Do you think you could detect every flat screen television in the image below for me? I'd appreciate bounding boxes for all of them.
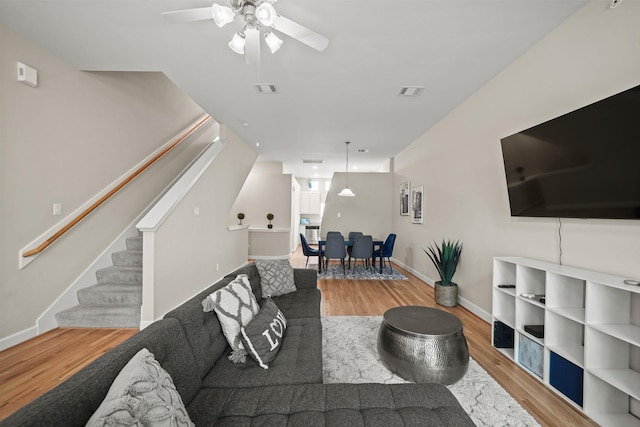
[500,84,640,220]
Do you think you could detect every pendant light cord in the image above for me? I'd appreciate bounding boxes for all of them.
[345,141,350,187]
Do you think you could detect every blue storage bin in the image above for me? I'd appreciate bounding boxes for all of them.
[550,352,583,407]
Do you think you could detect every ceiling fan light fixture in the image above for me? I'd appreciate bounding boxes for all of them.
[228,32,246,54]
[256,2,277,26]
[212,4,235,27]
[264,31,283,53]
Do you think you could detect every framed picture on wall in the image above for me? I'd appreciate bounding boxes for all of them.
[400,181,410,216]
[411,185,423,224]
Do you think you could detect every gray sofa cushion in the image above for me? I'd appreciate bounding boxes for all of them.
[2,318,201,427]
[202,318,323,388]
[164,277,235,379]
[186,383,475,426]
[272,288,321,319]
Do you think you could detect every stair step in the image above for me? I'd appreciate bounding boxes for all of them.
[78,284,142,305]
[126,236,143,251]
[96,266,142,285]
[55,304,140,328]
[111,250,142,267]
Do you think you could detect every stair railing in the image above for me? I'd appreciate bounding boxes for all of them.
[22,114,212,259]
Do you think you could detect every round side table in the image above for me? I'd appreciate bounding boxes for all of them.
[377,306,469,385]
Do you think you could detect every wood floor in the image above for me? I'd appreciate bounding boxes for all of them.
[0,248,597,426]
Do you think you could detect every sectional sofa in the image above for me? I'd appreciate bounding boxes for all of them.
[1,263,474,426]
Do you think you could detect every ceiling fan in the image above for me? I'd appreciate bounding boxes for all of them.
[162,0,329,65]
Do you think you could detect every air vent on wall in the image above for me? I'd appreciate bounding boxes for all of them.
[398,86,424,97]
[357,149,369,153]
[254,83,278,94]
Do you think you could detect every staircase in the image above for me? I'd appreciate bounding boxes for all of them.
[55,235,142,328]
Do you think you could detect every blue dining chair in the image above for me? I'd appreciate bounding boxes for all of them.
[350,235,373,272]
[347,231,363,268]
[300,233,322,268]
[373,233,397,272]
[323,234,347,274]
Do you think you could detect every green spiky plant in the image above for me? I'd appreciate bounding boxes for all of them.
[424,239,463,286]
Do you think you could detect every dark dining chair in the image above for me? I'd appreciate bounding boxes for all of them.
[347,231,363,268]
[373,233,397,272]
[324,234,347,274]
[300,233,322,268]
[350,235,373,272]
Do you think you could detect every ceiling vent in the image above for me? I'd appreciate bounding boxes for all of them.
[357,149,369,153]
[398,86,424,97]
[302,159,324,164]
[254,83,278,94]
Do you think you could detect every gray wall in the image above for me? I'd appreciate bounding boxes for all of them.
[322,172,393,241]
[392,1,640,316]
[0,25,212,340]
[152,126,257,319]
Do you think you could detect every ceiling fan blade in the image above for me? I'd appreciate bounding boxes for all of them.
[272,15,329,51]
[161,7,213,23]
[245,27,261,66]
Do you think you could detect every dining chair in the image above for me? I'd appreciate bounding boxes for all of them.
[373,233,397,272]
[300,233,322,268]
[323,234,347,274]
[326,231,342,237]
[350,235,373,272]
[347,231,363,268]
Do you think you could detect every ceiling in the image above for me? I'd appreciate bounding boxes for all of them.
[0,0,587,179]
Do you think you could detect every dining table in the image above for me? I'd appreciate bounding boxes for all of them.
[317,237,384,274]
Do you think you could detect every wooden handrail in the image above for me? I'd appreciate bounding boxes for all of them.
[22,115,212,258]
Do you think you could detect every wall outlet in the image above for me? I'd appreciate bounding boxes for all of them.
[337,212,341,218]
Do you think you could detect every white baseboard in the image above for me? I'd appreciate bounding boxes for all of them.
[390,257,491,324]
[0,326,37,351]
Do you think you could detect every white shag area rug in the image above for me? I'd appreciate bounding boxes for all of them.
[322,316,540,427]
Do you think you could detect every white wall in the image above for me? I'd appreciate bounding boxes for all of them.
[393,0,640,316]
[322,172,393,240]
[0,25,212,340]
[230,166,293,230]
[151,126,257,319]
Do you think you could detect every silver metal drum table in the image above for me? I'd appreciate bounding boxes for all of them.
[377,306,469,385]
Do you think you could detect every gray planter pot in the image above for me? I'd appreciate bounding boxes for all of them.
[435,281,458,307]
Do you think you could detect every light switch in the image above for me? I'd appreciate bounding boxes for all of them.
[53,203,62,216]
[337,212,341,218]
[193,207,200,217]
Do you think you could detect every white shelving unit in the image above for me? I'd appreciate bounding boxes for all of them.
[492,257,640,426]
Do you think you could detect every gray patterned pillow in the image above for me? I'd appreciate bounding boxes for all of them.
[255,259,296,297]
[86,348,194,427]
[202,274,259,352]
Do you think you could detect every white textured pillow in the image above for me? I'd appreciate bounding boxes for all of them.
[202,274,259,351]
[255,259,296,297]
[86,348,193,427]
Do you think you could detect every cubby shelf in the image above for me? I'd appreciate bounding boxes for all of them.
[492,257,640,426]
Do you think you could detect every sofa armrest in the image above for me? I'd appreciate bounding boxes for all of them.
[293,268,317,289]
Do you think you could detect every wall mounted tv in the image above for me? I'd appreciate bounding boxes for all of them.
[500,84,640,220]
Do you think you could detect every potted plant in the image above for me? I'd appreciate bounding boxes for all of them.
[266,213,274,229]
[424,239,463,307]
[237,212,245,225]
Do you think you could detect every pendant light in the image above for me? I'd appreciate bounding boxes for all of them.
[338,141,355,197]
